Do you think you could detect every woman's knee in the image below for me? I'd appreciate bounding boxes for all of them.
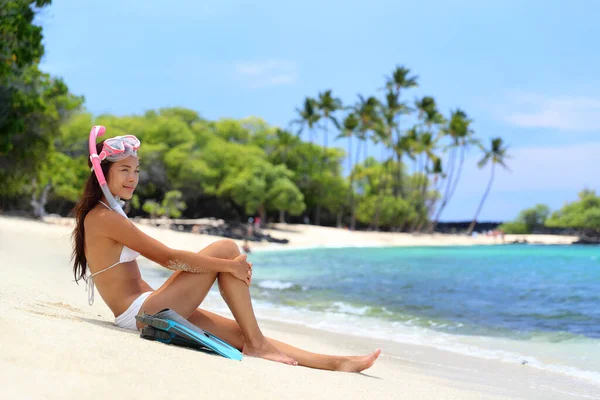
[198,238,241,260]
[215,239,241,259]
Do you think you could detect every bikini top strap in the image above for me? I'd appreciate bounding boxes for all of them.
[86,261,121,306]
[98,200,112,210]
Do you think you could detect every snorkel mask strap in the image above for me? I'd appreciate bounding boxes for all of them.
[88,125,127,218]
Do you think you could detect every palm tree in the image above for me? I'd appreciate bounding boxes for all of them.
[384,65,419,97]
[383,66,418,196]
[355,95,380,159]
[269,128,300,222]
[316,90,342,152]
[412,96,444,229]
[314,90,342,225]
[338,112,359,229]
[291,97,320,143]
[291,97,320,224]
[445,110,478,207]
[352,95,380,230]
[406,130,441,231]
[273,128,297,165]
[370,89,402,230]
[429,110,476,232]
[467,137,510,235]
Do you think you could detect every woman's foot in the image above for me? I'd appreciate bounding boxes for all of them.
[337,349,381,372]
[243,339,298,366]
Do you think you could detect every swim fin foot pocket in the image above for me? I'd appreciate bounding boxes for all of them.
[135,308,243,361]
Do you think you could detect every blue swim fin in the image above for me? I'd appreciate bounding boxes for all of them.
[141,325,213,353]
[136,308,243,361]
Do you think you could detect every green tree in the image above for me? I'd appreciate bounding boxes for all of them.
[162,190,187,218]
[142,200,164,220]
[546,190,600,233]
[217,160,305,223]
[0,1,83,212]
[520,204,550,232]
[499,204,550,234]
[0,0,51,82]
[497,221,528,234]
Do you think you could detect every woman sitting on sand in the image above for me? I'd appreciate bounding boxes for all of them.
[71,135,380,372]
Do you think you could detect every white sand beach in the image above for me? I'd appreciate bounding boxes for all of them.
[1,216,597,400]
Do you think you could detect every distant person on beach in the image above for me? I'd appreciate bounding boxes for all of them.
[254,216,261,231]
[246,217,254,238]
[71,135,380,371]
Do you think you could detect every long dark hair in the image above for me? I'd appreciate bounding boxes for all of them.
[71,141,114,283]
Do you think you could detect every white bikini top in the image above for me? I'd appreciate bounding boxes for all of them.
[86,200,140,306]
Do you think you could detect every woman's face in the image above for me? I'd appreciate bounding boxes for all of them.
[107,156,139,200]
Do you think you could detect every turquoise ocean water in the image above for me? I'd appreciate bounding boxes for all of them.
[143,245,600,384]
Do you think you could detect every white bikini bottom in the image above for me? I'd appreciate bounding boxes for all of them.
[114,291,153,331]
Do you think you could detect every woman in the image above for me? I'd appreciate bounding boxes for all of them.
[72,135,380,372]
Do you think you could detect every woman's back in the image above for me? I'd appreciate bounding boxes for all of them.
[83,204,152,316]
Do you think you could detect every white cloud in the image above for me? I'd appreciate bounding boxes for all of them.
[498,92,600,131]
[234,59,297,88]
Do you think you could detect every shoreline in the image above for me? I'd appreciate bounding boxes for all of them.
[190,277,600,389]
[1,215,597,399]
[39,215,580,250]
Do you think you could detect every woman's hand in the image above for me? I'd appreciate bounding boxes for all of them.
[231,254,253,286]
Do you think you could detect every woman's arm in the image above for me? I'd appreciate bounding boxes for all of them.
[94,211,241,275]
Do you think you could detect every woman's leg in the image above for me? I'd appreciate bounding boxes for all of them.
[141,238,381,371]
[188,307,380,372]
[139,239,296,365]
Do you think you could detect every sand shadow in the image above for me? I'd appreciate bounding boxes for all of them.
[80,317,135,333]
[80,316,225,358]
[357,372,382,380]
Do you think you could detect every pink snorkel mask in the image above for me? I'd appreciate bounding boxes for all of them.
[98,134,140,162]
[89,126,140,217]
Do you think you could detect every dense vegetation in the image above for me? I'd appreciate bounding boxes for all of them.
[1,1,524,233]
[499,191,600,235]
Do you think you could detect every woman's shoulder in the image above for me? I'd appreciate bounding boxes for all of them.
[83,205,112,235]
[84,205,134,238]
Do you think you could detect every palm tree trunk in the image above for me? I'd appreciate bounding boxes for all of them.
[429,147,456,232]
[417,160,432,232]
[371,145,389,230]
[350,139,363,230]
[394,121,402,198]
[347,134,354,229]
[314,204,321,226]
[446,144,465,207]
[279,209,285,223]
[467,163,495,235]
[315,118,328,227]
[409,156,429,232]
[30,179,51,219]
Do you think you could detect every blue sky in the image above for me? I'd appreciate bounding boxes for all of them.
[38,0,599,221]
